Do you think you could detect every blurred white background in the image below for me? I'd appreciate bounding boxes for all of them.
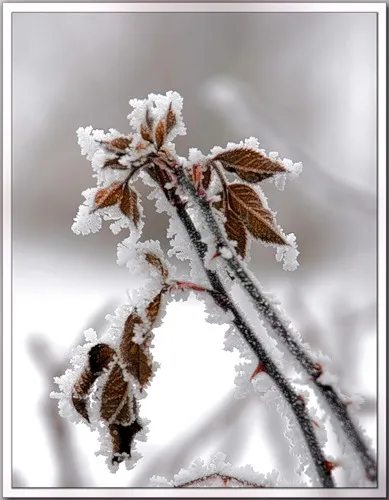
[11,10,377,487]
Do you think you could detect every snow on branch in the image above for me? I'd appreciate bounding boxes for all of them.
[150,452,280,487]
[52,91,376,487]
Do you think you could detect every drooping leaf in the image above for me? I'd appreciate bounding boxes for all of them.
[154,120,166,149]
[88,343,116,376]
[228,184,287,245]
[119,313,153,389]
[225,209,248,258]
[166,103,177,135]
[93,182,123,211]
[72,367,97,422]
[120,184,140,226]
[100,363,128,422]
[213,148,287,183]
[109,418,143,463]
[144,252,169,281]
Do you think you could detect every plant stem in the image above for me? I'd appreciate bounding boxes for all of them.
[172,162,377,483]
[148,166,334,488]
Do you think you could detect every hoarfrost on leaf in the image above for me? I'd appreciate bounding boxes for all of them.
[275,233,300,271]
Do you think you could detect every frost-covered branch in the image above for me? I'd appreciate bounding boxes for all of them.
[170,158,377,483]
[148,165,333,487]
[150,453,279,488]
[52,90,376,488]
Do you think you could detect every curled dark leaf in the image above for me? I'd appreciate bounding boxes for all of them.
[72,368,97,422]
[110,418,143,464]
[88,343,116,376]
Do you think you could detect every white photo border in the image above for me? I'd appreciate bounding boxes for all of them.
[2,2,387,498]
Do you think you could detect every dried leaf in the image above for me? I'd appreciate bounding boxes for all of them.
[88,343,116,375]
[72,368,97,422]
[140,122,153,143]
[228,184,287,245]
[213,148,287,183]
[103,158,128,170]
[100,363,128,422]
[139,108,154,143]
[225,209,248,258]
[145,292,163,327]
[120,313,153,389]
[94,182,123,211]
[144,252,169,281]
[105,136,132,153]
[166,103,176,135]
[115,398,132,425]
[154,120,166,149]
[120,184,140,226]
[109,418,142,463]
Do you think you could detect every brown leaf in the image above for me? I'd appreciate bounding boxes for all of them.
[115,398,132,425]
[88,343,116,376]
[103,158,128,170]
[228,184,287,245]
[119,313,153,389]
[145,292,163,327]
[105,136,132,153]
[154,120,166,149]
[100,363,128,422]
[72,367,97,422]
[166,103,177,135]
[140,123,153,143]
[139,108,154,143]
[109,418,142,463]
[213,148,287,183]
[144,252,169,281]
[120,184,140,226]
[94,182,123,211]
[225,209,248,258]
